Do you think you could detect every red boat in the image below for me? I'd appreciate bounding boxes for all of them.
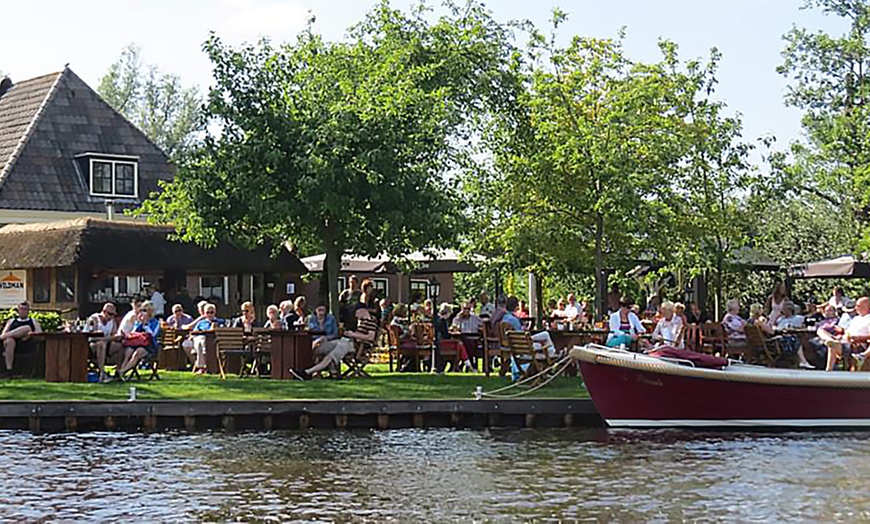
[572,344,870,428]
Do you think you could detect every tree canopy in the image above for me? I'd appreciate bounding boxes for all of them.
[140,2,518,312]
[98,44,202,159]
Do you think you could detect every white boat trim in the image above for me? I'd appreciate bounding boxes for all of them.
[570,344,870,389]
[608,418,870,428]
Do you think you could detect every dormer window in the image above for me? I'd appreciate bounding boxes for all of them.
[76,153,139,198]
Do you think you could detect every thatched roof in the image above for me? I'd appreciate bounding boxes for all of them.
[0,218,306,274]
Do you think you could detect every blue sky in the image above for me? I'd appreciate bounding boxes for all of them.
[0,0,847,155]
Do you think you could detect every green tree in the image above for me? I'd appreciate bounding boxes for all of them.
[98,44,201,159]
[478,14,716,318]
[140,2,517,313]
[778,0,870,236]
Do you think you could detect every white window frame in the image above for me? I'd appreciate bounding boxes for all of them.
[410,279,429,300]
[372,277,389,297]
[88,158,139,198]
[337,276,347,294]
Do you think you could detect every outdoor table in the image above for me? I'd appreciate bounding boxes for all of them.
[546,329,609,353]
[35,332,95,383]
[270,331,313,380]
[449,330,483,370]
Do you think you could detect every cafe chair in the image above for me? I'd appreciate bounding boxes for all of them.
[342,328,380,379]
[215,327,250,379]
[505,330,548,383]
[743,324,782,367]
[157,326,187,371]
[249,329,272,377]
[700,322,728,357]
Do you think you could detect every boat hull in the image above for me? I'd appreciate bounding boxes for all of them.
[575,346,870,428]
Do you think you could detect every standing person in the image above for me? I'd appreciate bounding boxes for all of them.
[338,275,361,327]
[149,283,167,319]
[307,303,338,349]
[479,292,495,319]
[828,286,850,312]
[607,297,645,348]
[86,302,119,382]
[173,288,195,318]
[117,301,162,378]
[765,281,789,327]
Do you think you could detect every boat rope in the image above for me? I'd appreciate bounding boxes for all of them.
[474,355,574,399]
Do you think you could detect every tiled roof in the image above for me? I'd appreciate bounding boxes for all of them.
[0,72,62,187]
[0,68,173,212]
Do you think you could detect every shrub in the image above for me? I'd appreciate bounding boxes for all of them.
[0,308,64,333]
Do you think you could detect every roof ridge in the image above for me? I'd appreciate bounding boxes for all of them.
[0,68,66,191]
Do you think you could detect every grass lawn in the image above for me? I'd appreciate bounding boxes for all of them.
[0,364,588,401]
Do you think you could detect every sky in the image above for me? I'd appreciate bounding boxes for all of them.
[0,0,849,156]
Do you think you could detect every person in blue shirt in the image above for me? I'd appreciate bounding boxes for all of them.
[117,301,162,378]
[502,296,557,357]
[190,303,225,374]
[307,304,338,349]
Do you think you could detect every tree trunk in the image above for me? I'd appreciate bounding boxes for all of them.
[323,235,342,318]
[594,211,605,321]
[714,243,724,321]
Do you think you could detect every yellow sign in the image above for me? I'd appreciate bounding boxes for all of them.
[0,271,27,307]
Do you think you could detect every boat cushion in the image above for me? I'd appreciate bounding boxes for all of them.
[648,346,729,368]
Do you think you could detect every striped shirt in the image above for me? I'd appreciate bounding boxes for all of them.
[356,316,379,338]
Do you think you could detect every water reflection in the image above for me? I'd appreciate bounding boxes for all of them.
[2,428,870,521]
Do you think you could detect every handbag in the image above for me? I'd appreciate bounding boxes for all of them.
[122,331,151,347]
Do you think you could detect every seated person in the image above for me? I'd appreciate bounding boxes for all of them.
[166,303,195,365]
[721,298,747,347]
[1,301,42,374]
[189,303,225,374]
[451,301,482,334]
[747,303,774,335]
[808,304,844,370]
[307,304,338,348]
[290,305,378,380]
[283,296,308,330]
[85,302,120,382]
[435,302,473,372]
[117,301,162,378]
[775,301,814,369]
[231,301,256,333]
[563,294,582,323]
[391,303,418,353]
[607,297,645,349]
[834,297,870,369]
[108,297,144,364]
[503,296,556,357]
[263,304,287,331]
[651,301,683,348]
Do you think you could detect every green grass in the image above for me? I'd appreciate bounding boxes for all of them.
[0,364,588,401]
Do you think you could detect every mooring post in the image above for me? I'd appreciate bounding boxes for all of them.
[221,415,235,432]
[299,414,310,430]
[450,413,461,428]
[563,414,574,427]
[335,414,348,429]
[184,416,196,431]
[143,414,157,432]
[104,416,116,430]
[525,414,536,428]
[377,414,389,430]
[263,415,273,430]
[64,416,77,432]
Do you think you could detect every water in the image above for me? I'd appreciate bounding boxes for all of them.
[1,428,869,521]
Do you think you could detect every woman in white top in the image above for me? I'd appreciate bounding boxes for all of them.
[607,297,646,348]
[652,301,683,348]
[765,282,789,327]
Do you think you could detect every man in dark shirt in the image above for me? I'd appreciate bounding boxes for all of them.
[291,305,378,380]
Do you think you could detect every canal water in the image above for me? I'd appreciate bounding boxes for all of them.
[1,428,868,521]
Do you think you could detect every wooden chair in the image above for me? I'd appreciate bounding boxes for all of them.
[505,330,547,382]
[481,322,504,377]
[250,329,272,377]
[388,323,431,372]
[387,324,400,372]
[215,327,249,379]
[680,323,701,352]
[157,326,187,371]
[700,322,728,356]
[743,324,781,367]
[342,328,380,379]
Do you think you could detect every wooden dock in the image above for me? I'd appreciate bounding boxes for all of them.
[0,399,601,432]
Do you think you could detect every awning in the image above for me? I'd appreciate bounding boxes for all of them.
[789,255,870,279]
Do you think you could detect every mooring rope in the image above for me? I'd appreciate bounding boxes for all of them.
[474,355,574,399]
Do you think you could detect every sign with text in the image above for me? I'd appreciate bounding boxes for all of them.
[0,271,27,307]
